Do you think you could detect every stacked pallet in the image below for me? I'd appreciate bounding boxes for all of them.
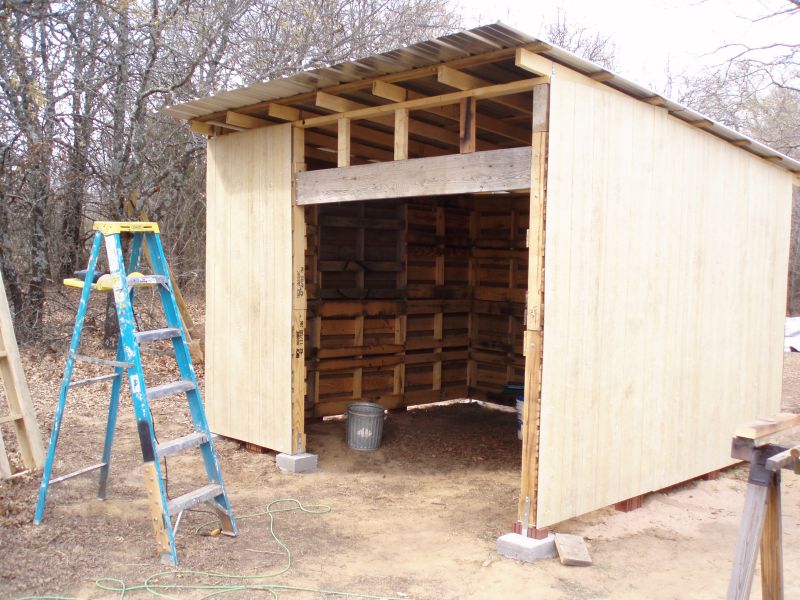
[304,194,528,418]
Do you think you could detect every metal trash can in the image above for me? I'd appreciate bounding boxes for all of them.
[346,402,385,451]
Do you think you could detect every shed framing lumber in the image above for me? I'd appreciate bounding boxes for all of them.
[193,44,549,125]
[316,91,458,147]
[292,126,308,453]
[518,83,549,528]
[437,66,532,114]
[295,146,532,205]
[0,267,45,477]
[298,77,547,130]
[370,80,532,144]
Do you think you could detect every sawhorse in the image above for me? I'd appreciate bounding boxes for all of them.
[727,413,800,600]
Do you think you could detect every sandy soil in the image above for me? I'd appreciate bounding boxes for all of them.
[2,301,800,599]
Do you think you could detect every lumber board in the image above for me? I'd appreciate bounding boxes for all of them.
[0,267,45,473]
[296,147,532,205]
[535,64,792,528]
[206,124,294,453]
[735,413,800,443]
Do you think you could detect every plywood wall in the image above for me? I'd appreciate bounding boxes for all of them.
[535,65,793,527]
[205,124,294,453]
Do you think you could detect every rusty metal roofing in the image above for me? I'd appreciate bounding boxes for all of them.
[163,22,800,173]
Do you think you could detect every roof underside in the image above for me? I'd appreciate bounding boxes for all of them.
[164,22,800,174]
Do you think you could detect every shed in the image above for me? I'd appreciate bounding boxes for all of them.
[165,23,800,531]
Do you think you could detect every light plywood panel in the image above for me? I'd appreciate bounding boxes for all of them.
[536,65,793,527]
[206,125,294,452]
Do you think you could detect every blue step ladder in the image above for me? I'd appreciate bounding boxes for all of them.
[34,221,237,565]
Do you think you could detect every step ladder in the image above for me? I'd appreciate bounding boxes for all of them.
[34,221,237,565]
[0,267,45,477]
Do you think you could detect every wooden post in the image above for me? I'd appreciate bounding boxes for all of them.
[337,118,351,167]
[291,126,308,453]
[459,97,476,154]
[394,108,409,160]
[518,82,550,531]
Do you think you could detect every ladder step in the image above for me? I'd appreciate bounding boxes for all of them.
[146,380,196,401]
[0,350,7,358]
[72,353,133,369]
[69,373,120,388]
[167,483,223,516]
[0,413,22,425]
[49,462,106,485]
[135,328,181,344]
[156,432,208,458]
[128,274,167,287]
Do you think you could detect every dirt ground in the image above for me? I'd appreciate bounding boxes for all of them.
[2,299,800,599]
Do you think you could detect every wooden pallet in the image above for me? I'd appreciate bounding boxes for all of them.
[0,268,45,477]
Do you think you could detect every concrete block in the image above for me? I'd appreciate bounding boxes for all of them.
[496,532,557,562]
[276,452,318,473]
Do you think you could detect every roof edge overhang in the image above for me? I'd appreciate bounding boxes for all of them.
[163,22,800,175]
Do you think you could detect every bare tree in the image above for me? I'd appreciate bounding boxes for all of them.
[675,1,800,313]
[0,0,461,341]
[543,7,617,70]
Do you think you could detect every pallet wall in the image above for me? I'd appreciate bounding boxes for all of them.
[305,194,529,417]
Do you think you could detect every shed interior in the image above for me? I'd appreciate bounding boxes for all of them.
[304,193,529,418]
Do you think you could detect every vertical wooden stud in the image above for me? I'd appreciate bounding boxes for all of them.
[291,126,308,453]
[518,83,550,528]
[337,117,351,167]
[394,108,409,160]
[459,97,477,154]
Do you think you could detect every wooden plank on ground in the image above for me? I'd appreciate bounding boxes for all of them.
[296,147,532,205]
[554,533,592,566]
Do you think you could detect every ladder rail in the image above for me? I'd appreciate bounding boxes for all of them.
[105,231,180,563]
[145,233,238,536]
[35,231,103,524]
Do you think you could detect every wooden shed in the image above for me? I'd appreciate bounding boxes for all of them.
[165,24,800,531]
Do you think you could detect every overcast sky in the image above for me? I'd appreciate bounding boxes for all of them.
[456,0,796,90]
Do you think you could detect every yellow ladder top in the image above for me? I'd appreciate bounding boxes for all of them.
[93,221,160,235]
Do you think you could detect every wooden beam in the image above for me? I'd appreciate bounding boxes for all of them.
[689,119,713,129]
[291,125,307,454]
[268,103,301,121]
[459,97,476,154]
[437,66,532,113]
[300,77,545,130]
[316,91,459,147]
[194,44,547,124]
[372,80,407,102]
[296,146,532,205]
[189,120,213,136]
[226,111,271,129]
[514,48,553,77]
[394,108,409,160]
[337,118,351,167]
[305,129,393,163]
[642,96,667,106]
[520,82,550,530]
[735,413,800,443]
[589,71,614,82]
[732,139,751,147]
[371,79,531,144]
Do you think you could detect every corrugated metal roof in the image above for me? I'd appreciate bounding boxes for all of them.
[163,22,800,174]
